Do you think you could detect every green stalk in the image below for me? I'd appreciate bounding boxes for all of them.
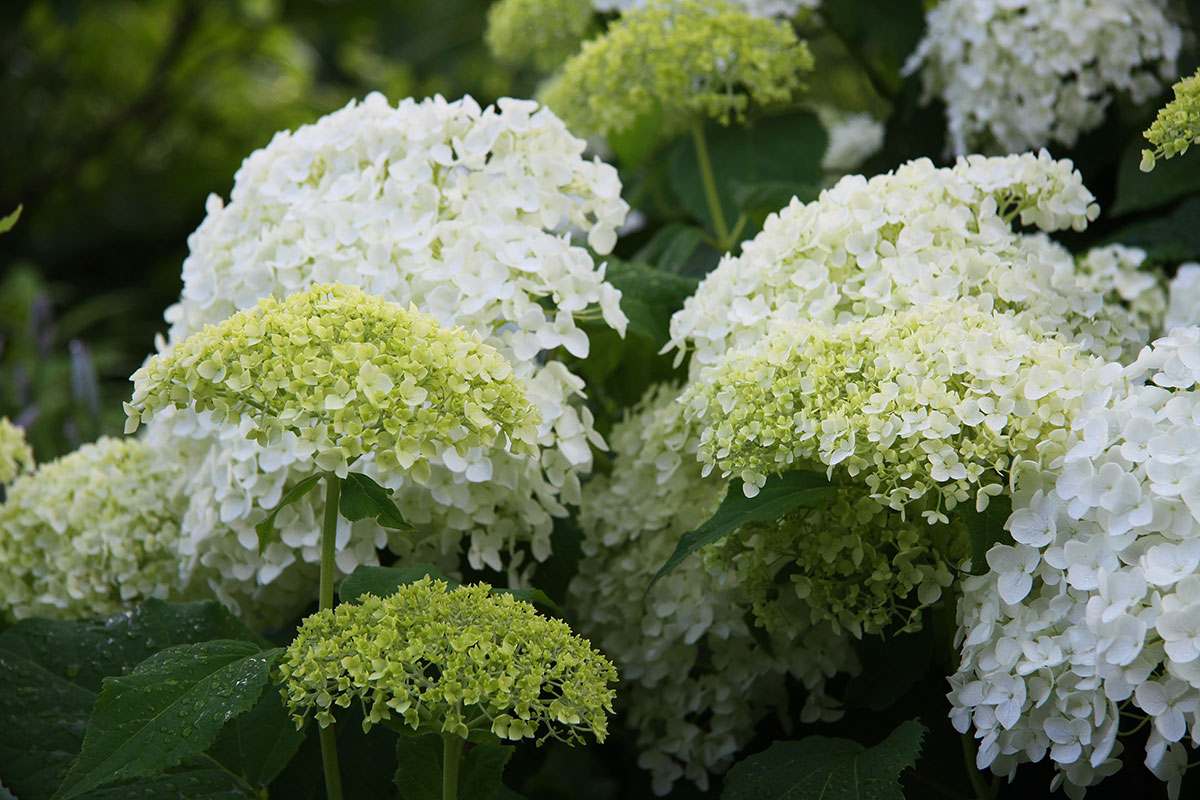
[960,735,994,800]
[443,734,463,800]
[691,119,731,249]
[319,473,344,800]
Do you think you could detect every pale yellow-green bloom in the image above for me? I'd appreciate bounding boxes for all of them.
[1141,67,1200,172]
[486,0,597,73]
[540,0,812,138]
[0,417,33,485]
[278,577,618,744]
[126,283,541,482]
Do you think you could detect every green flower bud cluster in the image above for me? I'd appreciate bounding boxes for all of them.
[126,283,541,482]
[683,301,1114,521]
[278,577,618,745]
[0,436,191,620]
[709,488,968,637]
[540,0,812,138]
[486,0,597,73]
[1141,67,1200,172]
[0,417,33,485]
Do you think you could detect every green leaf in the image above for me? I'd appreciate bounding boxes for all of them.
[79,767,246,800]
[339,563,457,603]
[0,204,22,235]
[648,471,838,590]
[601,260,699,347]
[255,473,322,553]
[632,223,707,274]
[54,641,282,799]
[1112,136,1200,217]
[340,472,415,530]
[962,493,1013,576]
[722,720,927,800]
[607,104,664,165]
[206,682,305,787]
[496,588,560,613]
[0,600,263,800]
[731,180,821,217]
[460,744,514,800]
[393,734,443,800]
[844,631,933,712]
[1103,196,1200,263]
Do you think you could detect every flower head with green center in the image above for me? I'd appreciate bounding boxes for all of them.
[540,0,812,138]
[278,577,617,744]
[127,283,541,483]
[0,417,33,486]
[486,0,597,73]
[682,301,1119,519]
[1141,68,1200,172]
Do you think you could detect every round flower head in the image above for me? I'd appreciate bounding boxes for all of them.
[1142,67,1200,172]
[128,283,540,481]
[0,417,33,486]
[0,436,192,620]
[683,301,1118,517]
[905,0,1182,154]
[486,0,597,73]
[950,328,1200,796]
[666,153,1164,373]
[149,92,627,619]
[569,382,856,793]
[278,577,617,745]
[540,0,813,139]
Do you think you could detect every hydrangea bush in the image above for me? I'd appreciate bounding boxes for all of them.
[8,1,1200,799]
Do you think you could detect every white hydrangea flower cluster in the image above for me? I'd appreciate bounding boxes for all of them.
[1165,263,1200,332]
[905,0,1183,154]
[814,107,885,172]
[665,153,1168,372]
[950,329,1200,797]
[0,417,33,486]
[0,437,194,621]
[146,92,629,622]
[592,0,816,16]
[570,383,856,794]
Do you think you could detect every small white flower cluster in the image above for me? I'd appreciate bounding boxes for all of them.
[592,0,816,16]
[570,383,856,794]
[815,107,885,172]
[1165,263,1200,332]
[147,93,629,623]
[0,437,194,621]
[666,153,1164,372]
[905,0,1183,154]
[950,329,1200,797]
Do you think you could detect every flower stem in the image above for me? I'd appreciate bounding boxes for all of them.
[443,734,463,800]
[318,473,344,800]
[960,735,995,800]
[691,119,730,249]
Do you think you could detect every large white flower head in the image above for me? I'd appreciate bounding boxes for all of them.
[569,383,856,794]
[905,0,1183,154]
[147,93,629,622]
[666,153,1167,373]
[0,437,194,621]
[951,328,1200,797]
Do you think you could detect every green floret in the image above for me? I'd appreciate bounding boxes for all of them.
[540,0,812,139]
[1141,68,1200,172]
[485,0,597,73]
[125,282,541,483]
[277,577,618,744]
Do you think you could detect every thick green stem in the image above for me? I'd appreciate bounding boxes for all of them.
[691,119,730,249]
[443,734,463,800]
[318,473,344,800]
[960,735,995,800]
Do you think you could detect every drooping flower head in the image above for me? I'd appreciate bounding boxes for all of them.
[128,283,540,482]
[278,577,617,745]
[540,0,813,138]
[905,0,1182,154]
[0,437,192,621]
[0,417,33,486]
[486,0,597,73]
[682,301,1119,518]
[1142,67,1200,172]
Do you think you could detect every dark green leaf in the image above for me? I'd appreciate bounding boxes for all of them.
[731,181,821,217]
[648,471,838,590]
[722,720,926,800]
[1103,196,1200,262]
[496,588,560,613]
[607,104,664,165]
[0,600,263,800]
[492,788,528,800]
[962,493,1013,576]
[339,563,457,604]
[844,631,933,712]
[80,767,245,800]
[206,682,305,787]
[393,734,443,800]
[340,472,415,530]
[460,744,514,800]
[632,223,707,274]
[54,642,282,799]
[601,260,699,347]
[0,204,22,235]
[255,474,322,553]
[1112,136,1200,217]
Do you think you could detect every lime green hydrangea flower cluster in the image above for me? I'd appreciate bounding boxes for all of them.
[0,417,33,485]
[709,488,969,637]
[682,301,1115,520]
[126,283,541,482]
[486,0,597,73]
[540,0,812,138]
[278,577,618,745]
[0,436,192,620]
[1141,67,1200,172]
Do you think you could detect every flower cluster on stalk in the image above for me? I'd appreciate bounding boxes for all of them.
[1142,67,1200,172]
